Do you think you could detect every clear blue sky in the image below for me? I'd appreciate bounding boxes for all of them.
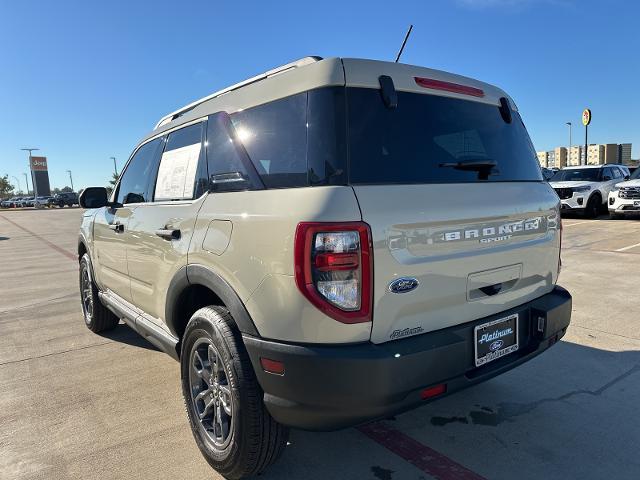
[1,0,638,191]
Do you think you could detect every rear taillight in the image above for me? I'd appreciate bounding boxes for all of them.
[294,222,372,324]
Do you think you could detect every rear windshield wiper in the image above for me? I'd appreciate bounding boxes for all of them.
[439,160,498,180]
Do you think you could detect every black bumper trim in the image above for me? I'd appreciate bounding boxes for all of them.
[243,286,572,431]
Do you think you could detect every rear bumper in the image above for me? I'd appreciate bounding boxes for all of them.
[243,286,572,431]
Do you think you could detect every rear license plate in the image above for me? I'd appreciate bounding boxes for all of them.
[474,314,519,367]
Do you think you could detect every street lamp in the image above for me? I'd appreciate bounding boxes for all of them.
[11,175,21,194]
[110,157,118,176]
[21,148,39,206]
[23,173,29,195]
[66,170,74,192]
[566,122,572,151]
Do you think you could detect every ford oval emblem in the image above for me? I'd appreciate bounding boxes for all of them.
[389,277,419,294]
[490,339,504,351]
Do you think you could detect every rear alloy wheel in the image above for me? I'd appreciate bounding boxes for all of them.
[584,194,601,218]
[181,306,289,479]
[189,338,234,449]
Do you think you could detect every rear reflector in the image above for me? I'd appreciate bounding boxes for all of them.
[260,358,285,375]
[421,383,447,400]
[414,77,484,98]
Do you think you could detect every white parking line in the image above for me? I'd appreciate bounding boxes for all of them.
[615,241,640,252]
[563,221,590,227]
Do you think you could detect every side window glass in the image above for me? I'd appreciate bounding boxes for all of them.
[116,139,162,204]
[603,167,613,180]
[231,93,307,188]
[307,87,347,185]
[154,123,204,201]
[207,112,262,192]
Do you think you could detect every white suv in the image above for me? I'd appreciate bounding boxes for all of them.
[549,165,630,217]
[609,167,640,218]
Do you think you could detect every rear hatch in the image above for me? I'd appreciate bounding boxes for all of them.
[342,61,561,344]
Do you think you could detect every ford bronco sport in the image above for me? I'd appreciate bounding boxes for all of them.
[77,56,572,479]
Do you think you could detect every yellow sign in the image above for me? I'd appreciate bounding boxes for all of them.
[582,108,591,126]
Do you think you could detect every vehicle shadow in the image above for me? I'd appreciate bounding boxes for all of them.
[257,339,640,480]
[98,322,159,352]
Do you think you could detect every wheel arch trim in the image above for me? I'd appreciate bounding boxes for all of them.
[165,264,260,339]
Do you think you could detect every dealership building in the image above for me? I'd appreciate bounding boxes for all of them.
[537,143,633,168]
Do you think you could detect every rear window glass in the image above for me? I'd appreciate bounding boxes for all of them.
[346,88,542,184]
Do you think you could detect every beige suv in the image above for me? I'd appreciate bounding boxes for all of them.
[78,56,572,479]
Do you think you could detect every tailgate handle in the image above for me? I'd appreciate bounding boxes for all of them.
[479,283,503,296]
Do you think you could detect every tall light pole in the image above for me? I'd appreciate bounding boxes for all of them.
[21,148,39,204]
[110,157,118,176]
[11,175,21,194]
[23,173,30,195]
[566,122,572,151]
[66,170,74,191]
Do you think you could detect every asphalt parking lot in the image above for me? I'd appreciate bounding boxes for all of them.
[1,208,639,480]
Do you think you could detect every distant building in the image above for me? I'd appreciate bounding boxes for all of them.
[568,146,583,166]
[587,144,605,165]
[537,151,548,167]
[537,143,632,167]
[604,144,619,164]
[554,147,567,168]
[619,143,632,164]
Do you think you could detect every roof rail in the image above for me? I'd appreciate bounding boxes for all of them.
[154,56,323,130]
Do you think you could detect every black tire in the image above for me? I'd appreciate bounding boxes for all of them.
[584,193,601,218]
[181,306,289,479]
[79,253,119,333]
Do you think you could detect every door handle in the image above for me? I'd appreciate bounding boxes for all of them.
[155,228,181,240]
[108,222,124,233]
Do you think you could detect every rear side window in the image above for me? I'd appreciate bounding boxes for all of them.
[206,112,263,192]
[154,122,205,201]
[117,138,162,204]
[230,93,307,188]
[346,88,543,184]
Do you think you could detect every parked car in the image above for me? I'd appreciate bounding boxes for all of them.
[549,164,630,217]
[51,192,79,207]
[12,196,30,208]
[1,196,20,208]
[76,56,571,479]
[35,196,53,207]
[541,167,556,181]
[609,166,640,218]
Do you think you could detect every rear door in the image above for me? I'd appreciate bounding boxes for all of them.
[125,120,208,324]
[92,138,163,301]
[602,166,622,199]
[344,86,561,344]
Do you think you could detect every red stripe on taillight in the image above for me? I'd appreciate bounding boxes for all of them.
[294,222,373,324]
[414,77,485,97]
[314,252,359,271]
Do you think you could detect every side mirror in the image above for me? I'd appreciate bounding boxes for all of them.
[624,175,631,180]
[79,187,109,208]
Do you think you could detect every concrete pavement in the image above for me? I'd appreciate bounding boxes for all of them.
[1,209,639,479]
